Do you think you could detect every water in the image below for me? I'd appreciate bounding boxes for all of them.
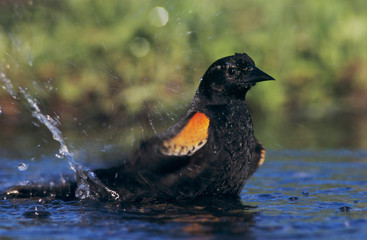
[1,150,366,239]
[1,73,120,202]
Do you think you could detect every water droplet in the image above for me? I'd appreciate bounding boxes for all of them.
[149,7,169,27]
[289,196,299,201]
[301,191,310,196]
[18,162,29,171]
[32,121,40,127]
[216,11,222,16]
[339,206,352,212]
[148,113,157,134]
[129,37,151,57]
[23,205,51,218]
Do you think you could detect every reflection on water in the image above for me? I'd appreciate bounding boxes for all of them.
[1,150,366,239]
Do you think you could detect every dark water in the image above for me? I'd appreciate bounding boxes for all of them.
[1,149,366,240]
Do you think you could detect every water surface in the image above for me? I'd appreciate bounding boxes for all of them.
[1,149,366,239]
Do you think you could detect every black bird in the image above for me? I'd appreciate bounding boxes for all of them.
[3,53,274,203]
[93,53,274,203]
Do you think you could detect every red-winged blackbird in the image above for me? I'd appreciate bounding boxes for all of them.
[3,53,274,203]
[94,53,274,203]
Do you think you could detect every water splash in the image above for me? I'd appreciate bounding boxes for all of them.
[23,205,51,219]
[1,73,17,99]
[0,72,120,201]
[19,87,72,160]
[147,112,157,135]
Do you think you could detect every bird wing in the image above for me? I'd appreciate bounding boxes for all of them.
[159,112,210,156]
[132,112,210,176]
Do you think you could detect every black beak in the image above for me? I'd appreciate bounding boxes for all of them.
[246,66,275,83]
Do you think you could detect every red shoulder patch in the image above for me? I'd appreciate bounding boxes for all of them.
[161,112,210,156]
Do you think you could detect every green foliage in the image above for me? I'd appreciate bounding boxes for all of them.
[0,0,366,148]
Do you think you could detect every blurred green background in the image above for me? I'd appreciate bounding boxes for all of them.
[0,0,367,155]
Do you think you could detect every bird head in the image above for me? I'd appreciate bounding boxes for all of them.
[197,53,274,102]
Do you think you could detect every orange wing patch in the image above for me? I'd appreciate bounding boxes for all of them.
[258,149,266,167]
[160,112,210,156]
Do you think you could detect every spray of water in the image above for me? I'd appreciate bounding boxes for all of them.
[1,73,17,98]
[1,72,120,201]
[19,87,72,160]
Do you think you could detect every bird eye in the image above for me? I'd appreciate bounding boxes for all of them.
[243,66,253,75]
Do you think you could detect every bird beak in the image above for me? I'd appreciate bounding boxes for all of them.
[246,66,275,83]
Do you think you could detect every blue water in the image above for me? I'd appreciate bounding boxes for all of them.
[1,149,366,240]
